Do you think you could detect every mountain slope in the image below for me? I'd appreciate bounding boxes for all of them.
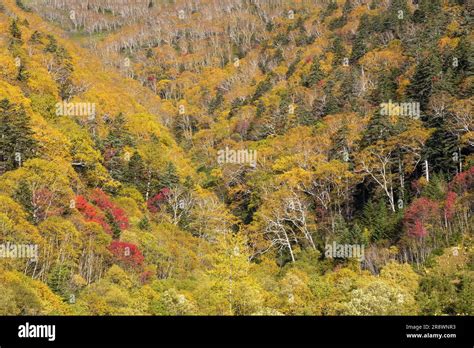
[0,0,472,315]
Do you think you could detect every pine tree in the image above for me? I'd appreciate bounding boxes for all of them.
[16,0,32,12]
[125,151,147,192]
[296,99,313,126]
[342,0,353,17]
[47,264,72,299]
[350,14,369,63]
[454,36,474,97]
[13,180,34,220]
[331,37,347,66]
[0,99,37,173]
[334,213,351,244]
[322,0,338,19]
[252,75,273,101]
[302,58,324,87]
[371,68,399,104]
[9,19,23,46]
[385,0,410,35]
[159,162,180,189]
[17,63,30,82]
[330,124,350,162]
[286,52,302,79]
[256,100,265,118]
[44,35,58,53]
[419,0,442,17]
[407,56,436,111]
[436,67,457,96]
[138,216,151,230]
[101,114,134,182]
[29,31,42,44]
[208,90,224,114]
[360,200,399,242]
[423,129,459,177]
[108,113,134,148]
[413,0,442,24]
[106,210,122,240]
[360,109,395,148]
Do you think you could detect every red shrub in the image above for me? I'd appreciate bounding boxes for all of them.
[109,241,144,269]
[90,189,129,230]
[147,187,171,213]
[91,189,114,211]
[444,191,457,221]
[449,167,474,194]
[412,220,428,238]
[76,195,111,234]
[110,207,129,230]
[403,197,440,238]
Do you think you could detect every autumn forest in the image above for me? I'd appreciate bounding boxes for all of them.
[0,0,472,316]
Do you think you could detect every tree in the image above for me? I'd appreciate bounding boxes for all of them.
[0,99,37,174]
[101,113,134,181]
[417,248,473,315]
[407,56,437,111]
[90,189,129,235]
[403,197,440,238]
[150,288,197,315]
[76,195,111,234]
[76,190,129,239]
[359,200,400,242]
[36,217,81,283]
[350,15,369,64]
[124,151,147,192]
[253,188,316,263]
[158,162,180,189]
[302,58,324,88]
[0,270,69,315]
[17,62,30,82]
[331,37,347,66]
[74,265,147,315]
[47,264,73,299]
[342,280,418,315]
[147,187,171,214]
[1,159,73,224]
[9,19,23,46]
[109,241,145,270]
[385,0,410,36]
[196,233,264,315]
[360,109,395,148]
[357,143,398,212]
[279,268,317,315]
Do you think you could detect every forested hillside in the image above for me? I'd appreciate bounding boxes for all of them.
[0,0,472,315]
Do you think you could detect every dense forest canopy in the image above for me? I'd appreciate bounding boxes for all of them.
[0,0,472,315]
